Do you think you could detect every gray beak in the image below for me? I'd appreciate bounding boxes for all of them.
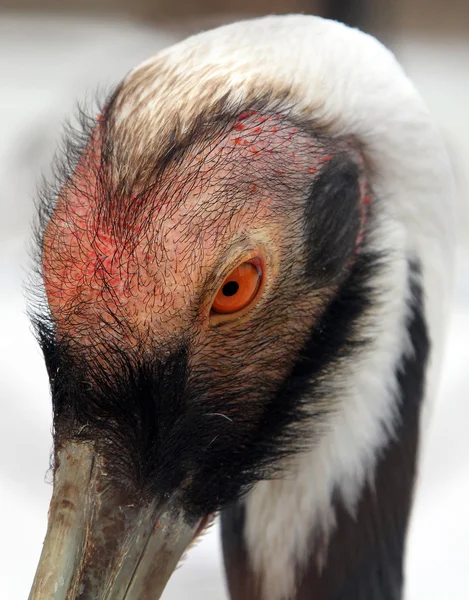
[29,443,201,599]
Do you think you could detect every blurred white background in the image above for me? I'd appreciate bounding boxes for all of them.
[0,7,468,600]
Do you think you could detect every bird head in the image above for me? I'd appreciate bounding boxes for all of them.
[27,14,453,600]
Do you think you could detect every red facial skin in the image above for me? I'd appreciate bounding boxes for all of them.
[42,111,369,350]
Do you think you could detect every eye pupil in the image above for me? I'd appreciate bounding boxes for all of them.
[222,281,239,297]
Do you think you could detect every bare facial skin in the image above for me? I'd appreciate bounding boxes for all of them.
[42,111,343,354]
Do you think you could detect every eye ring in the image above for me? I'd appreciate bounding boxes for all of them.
[210,257,263,318]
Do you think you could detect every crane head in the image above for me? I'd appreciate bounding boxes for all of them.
[29,96,368,598]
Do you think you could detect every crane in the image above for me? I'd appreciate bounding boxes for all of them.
[27,15,455,600]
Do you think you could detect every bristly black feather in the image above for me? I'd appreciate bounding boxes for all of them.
[33,101,99,248]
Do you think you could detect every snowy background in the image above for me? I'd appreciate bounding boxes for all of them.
[0,14,468,599]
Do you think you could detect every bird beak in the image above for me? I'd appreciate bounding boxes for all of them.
[28,442,201,600]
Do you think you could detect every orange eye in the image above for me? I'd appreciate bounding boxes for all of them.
[212,260,262,314]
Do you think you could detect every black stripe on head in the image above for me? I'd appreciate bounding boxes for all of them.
[303,155,362,287]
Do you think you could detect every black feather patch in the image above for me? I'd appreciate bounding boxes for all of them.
[303,156,362,287]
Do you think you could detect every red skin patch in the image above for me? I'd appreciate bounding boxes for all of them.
[237,110,257,121]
